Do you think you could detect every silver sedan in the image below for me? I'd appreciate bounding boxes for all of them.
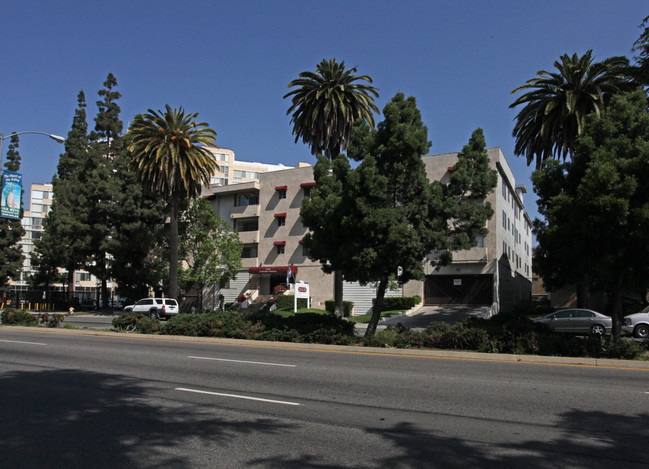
[533,308,612,335]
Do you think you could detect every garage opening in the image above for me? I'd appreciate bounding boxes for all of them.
[424,274,493,305]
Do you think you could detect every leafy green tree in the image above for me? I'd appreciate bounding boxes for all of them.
[0,134,26,289]
[304,94,496,335]
[179,198,242,312]
[33,91,90,304]
[127,105,219,299]
[510,51,631,169]
[533,90,649,337]
[285,58,379,316]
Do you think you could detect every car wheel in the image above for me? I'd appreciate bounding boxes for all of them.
[590,324,605,335]
[149,309,159,320]
[634,324,649,339]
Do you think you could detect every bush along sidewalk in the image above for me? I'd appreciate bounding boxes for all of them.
[106,310,648,360]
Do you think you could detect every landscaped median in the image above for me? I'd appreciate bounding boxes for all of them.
[3,306,649,361]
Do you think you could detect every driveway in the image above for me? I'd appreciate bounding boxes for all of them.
[355,305,493,336]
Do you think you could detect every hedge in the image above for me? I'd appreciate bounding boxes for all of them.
[324,300,354,317]
[372,296,422,311]
[274,295,310,311]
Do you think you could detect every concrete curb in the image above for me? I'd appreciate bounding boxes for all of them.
[2,325,648,370]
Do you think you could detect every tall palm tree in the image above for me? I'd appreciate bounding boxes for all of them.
[510,50,630,169]
[284,58,379,317]
[127,105,218,299]
[285,58,379,159]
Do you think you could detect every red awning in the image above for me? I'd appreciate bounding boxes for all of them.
[249,265,297,274]
[300,182,317,188]
[274,212,287,218]
[275,185,287,190]
[447,166,454,171]
[273,241,286,246]
[298,240,304,244]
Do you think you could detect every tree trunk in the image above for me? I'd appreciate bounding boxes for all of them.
[365,278,388,337]
[334,269,344,318]
[67,269,75,306]
[169,198,179,299]
[576,274,591,308]
[611,276,623,340]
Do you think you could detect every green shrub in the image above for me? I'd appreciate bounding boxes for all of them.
[372,296,422,312]
[1,309,37,326]
[112,312,160,334]
[38,313,65,328]
[161,312,263,339]
[429,323,490,350]
[324,300,354,317]
[363,325,426,349]
[274,295,311,311]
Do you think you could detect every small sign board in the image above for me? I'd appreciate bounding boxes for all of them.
[1,171,22,220]
[294,280,310,312]
[453,278,462,286]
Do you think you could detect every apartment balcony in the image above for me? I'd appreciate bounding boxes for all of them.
[237,230,259,244]
[452,247,489,263]
[230,204,260,219]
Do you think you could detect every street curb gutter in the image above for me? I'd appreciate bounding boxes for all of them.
[2,325,648,370]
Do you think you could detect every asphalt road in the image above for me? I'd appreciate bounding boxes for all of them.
[0,327,647,468]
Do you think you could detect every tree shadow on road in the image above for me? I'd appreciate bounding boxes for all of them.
[0,368,293,468]
[250,409,649,468]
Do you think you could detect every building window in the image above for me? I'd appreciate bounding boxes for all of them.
[302,245,311,257]
[277,216,286,227]
[237,220,258,232]
[276,244,285,254]
[502,182,507,199]
[303,186,312,198]
[502,211,507,229]
[238,193,259,206]
[278,189,286,199]
[503,241,507,256]
[473,234,484,248]
[242,245,258,258]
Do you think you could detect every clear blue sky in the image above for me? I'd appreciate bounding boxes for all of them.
[1,0,647,223]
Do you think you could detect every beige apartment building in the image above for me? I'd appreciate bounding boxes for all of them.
[10,183,103,306]
[203,147,532,315]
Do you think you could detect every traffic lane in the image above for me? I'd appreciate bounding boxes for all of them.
[2,329,648,427]
[2,330,648,468]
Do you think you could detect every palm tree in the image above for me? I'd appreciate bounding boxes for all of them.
[285,58,379,159]
[127,105,218,299]
[510,50,630,169]
[285,58,379,317]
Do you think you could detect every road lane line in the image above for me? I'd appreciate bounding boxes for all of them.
[175,387,302,406]
[188,356,296,367]
[0,339,47,346]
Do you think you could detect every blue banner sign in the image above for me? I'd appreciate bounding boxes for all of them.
[1,170,22,220]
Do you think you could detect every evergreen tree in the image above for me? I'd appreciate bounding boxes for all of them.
[304,94,497,335]
[83,74,124,308]
[0,134,26,289]
[108,138,167,303]
[534,90,649,338]
[33,91,90,303]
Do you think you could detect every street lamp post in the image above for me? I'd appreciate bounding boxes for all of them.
[0,131,65,169]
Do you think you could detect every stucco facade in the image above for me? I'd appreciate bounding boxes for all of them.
[203,147,532,314]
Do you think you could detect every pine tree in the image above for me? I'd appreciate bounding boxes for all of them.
[83,74,124,308]
[33,91,90,303]
[0,134,26,289]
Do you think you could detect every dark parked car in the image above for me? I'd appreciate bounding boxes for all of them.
[533,308,611,335]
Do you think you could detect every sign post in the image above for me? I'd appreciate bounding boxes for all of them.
[294,281,310,312]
